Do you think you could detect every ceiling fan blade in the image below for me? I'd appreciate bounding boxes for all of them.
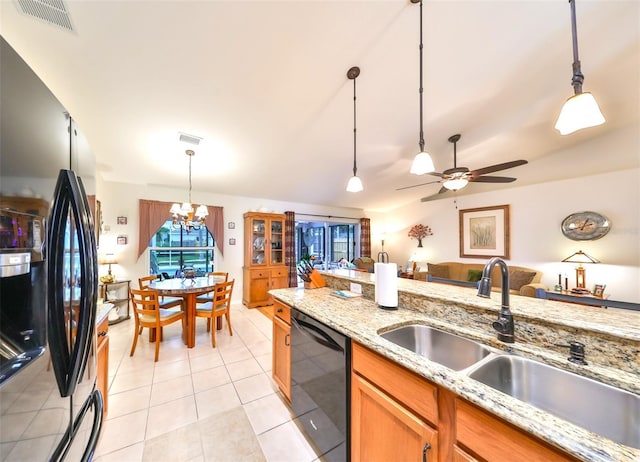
[427,171,445,178]
[396,180,441,191]
[470,175,517,183]
[420,186,449,202]
[470,160,528,177]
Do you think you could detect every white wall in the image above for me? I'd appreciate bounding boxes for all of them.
[368,168,640,303]
[96,182,364,303]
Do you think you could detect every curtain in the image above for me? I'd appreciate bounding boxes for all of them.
[285,211,297,287]
[137,200,224,260]
[360,217,371,258]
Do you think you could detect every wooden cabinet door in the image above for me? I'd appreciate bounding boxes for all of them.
[247,269,270,307]
[352,373,438,462]
[272,316,291,400]
[96,316,109,416]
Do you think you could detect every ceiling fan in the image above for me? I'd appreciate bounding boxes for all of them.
[397,134,528,201]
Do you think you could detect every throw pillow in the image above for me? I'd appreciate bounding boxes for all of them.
[466,269,483,283]
[427,263,450,279]
[509,270,536,291]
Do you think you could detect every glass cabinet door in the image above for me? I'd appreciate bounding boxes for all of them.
[270,218,284,264]
[251,218,266,265]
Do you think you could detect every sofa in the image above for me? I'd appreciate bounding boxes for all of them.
[413,261,547,297]
[353,257,376,273]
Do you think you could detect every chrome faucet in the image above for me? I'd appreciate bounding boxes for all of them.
[477,257,514,343]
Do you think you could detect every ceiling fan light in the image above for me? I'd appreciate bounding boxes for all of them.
[442,177,468,191]
[555,92,605,135]
[346,175,364,193]
[410,151,435,175]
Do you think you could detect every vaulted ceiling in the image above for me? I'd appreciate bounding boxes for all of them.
[1,1,638,212]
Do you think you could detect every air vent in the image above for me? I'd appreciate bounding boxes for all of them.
[15,0,74,32]
[178,132,202,146]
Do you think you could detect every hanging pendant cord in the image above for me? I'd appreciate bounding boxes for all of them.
[418,0,425,152]
[353,75,357,176]
[569,0,584,94]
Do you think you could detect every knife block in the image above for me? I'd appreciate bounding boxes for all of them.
[304,269,327,289]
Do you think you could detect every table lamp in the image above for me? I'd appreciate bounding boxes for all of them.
[562,250,599,289]
[100,253,118,281]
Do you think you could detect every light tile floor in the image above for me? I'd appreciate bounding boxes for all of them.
[95,303,318,462]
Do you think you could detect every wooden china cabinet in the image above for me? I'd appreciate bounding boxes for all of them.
[242,212,288,308]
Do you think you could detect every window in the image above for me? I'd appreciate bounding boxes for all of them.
[296,221,357,268]
[149,220,215,276]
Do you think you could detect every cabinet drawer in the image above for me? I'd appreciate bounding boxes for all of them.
[352,342,438,425]
[96,315,109,347]
[270,267,287,278]
[273,300,290,324]
[455,399,577,462]
[251,269,269,279]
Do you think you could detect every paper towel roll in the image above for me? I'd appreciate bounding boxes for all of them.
[375,262,398,310]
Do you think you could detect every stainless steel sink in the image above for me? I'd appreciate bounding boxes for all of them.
[379,324,492,371]
[468,355,640,448]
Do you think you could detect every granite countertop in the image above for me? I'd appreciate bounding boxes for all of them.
[270,274,640,462]
[96,302,113,326]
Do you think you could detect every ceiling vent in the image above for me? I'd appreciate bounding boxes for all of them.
[15,0,74,32]
[178,132,202,146]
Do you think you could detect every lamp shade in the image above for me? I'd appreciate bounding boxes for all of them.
[346,175,364,193]
[562,250,599,264]
[555,92,605,135]
[100,253,118,265]
[410,151,435,175]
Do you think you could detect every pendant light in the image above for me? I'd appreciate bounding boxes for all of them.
[409,0,435,175]
[170,149,209,232]
[346,66,363,193]
[554,0,605,135]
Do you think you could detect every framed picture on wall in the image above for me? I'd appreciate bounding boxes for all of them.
[459,204,510,259]
[229,238,236,245]
[117,216,127,225]
[228,222,235,229]
[117,235,128,245]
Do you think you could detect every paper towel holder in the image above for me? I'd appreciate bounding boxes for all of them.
[377,251,389,263]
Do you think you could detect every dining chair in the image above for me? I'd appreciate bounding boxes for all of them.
[195,279,234,347]
[196,273,229,332]
[138,275,183,310]
[129,287,186,362]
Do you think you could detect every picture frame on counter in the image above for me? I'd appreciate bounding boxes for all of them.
[459,204,510,259]
[593,284,606,297]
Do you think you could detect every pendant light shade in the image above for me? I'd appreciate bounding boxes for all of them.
[555,0,605,135]
[346,175,364,193]
[410,0,435,175]
[346,66,363,193]
[555,92,604,135]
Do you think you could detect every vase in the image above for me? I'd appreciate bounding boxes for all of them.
[417,238,423,248]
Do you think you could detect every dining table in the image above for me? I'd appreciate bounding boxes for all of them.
[149,275,226,348]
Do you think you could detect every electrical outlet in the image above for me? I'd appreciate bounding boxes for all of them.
[350,282,362,294]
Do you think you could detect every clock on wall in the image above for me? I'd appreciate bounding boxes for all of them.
[561,211,611,241]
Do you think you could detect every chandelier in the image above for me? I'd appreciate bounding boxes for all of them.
[170,149,208,232]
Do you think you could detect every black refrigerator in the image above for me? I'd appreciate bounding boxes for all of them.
[0,37,103,461]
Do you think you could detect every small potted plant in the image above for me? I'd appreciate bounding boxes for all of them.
[408,224,433,248]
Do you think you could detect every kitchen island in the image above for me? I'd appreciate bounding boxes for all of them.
[270,269,640,462]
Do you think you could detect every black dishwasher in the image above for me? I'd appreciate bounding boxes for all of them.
[290,308,351,462]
